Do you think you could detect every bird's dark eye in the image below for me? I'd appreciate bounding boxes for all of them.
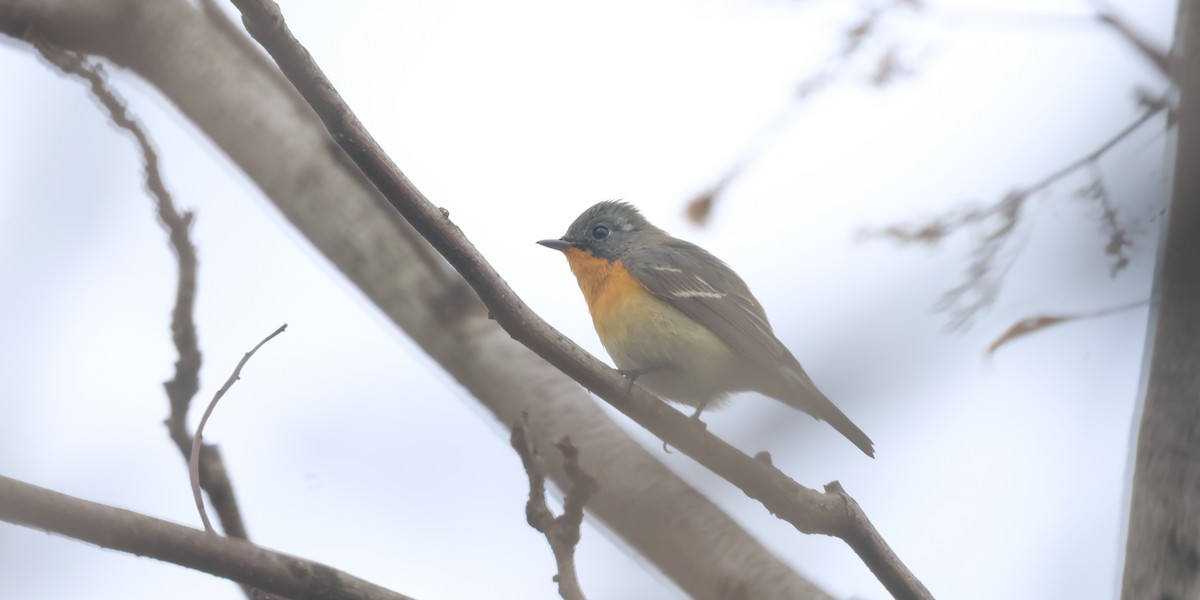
[592,225,610,240]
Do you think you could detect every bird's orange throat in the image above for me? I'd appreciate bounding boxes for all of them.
[562,248,646,328]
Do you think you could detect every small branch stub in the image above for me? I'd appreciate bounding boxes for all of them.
[511,415,599,600]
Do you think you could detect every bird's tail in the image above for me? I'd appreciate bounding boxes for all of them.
[776,372,875,458]
[813,399,875,458]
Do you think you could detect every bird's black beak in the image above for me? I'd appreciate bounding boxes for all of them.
[537,238,576,252]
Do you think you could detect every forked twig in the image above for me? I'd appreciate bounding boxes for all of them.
[511,416,599,600]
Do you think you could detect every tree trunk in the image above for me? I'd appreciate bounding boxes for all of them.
[1121,1,1200,598]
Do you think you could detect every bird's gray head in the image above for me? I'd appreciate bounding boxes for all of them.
[538,200,663,261]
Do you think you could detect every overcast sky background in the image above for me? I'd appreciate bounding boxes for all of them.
[0,0,1179,598]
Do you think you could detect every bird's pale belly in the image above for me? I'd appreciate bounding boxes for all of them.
[593,287,742,407]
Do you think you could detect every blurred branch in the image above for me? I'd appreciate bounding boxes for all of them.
[923,2,1168,82]
[228,1,931,598]
[190,324,287,533]
[1088,1,1170,78]
[0,475,417,600]
[198,0,295,94]
[687,0,921,225]
[1027,91,1169,195]
[1,1,834,597]
[866,92,1169,330]
[985,300,1148,356]
[874,190,1027,331]
[511,418,598,600]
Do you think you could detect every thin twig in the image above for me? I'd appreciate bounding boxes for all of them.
[227,2,932,598]
[511,416,598,600]
[190,324,287,533]
[0,475,416,600]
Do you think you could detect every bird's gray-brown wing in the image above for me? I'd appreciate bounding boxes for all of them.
[624,240,876,456]
[623,240,805,383]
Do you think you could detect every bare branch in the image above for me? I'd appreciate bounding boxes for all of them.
[0,475,416,600]
[28,38,291,599]
[190,324,288,533]
[30,29,261,542]
[511,418,599,600]
[227,2,931,597]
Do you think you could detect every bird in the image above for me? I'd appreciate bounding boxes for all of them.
[538,200,874,457]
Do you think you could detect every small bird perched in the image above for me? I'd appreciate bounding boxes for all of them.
[538,201,874,457]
